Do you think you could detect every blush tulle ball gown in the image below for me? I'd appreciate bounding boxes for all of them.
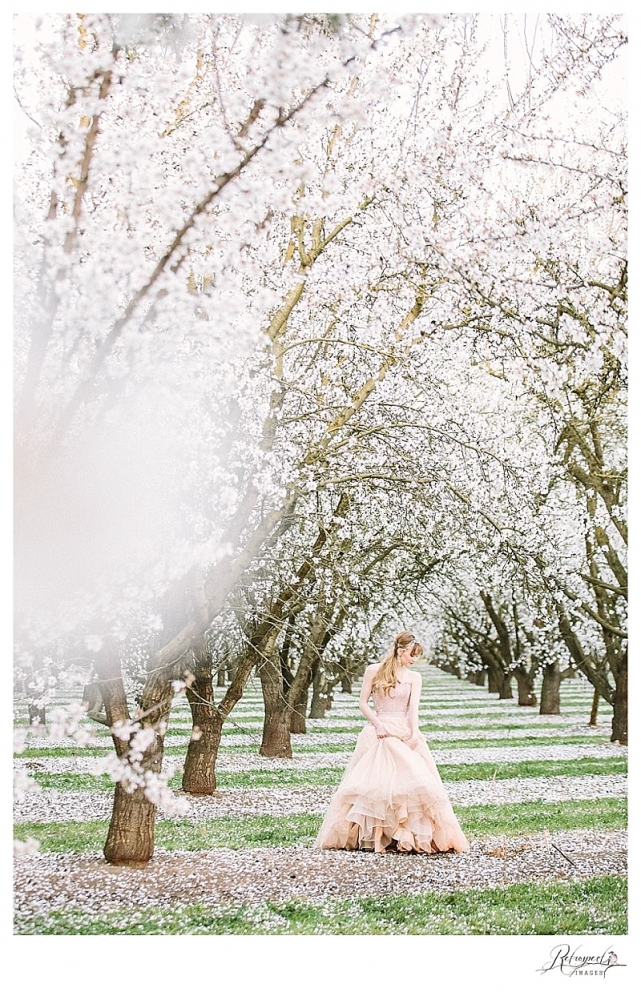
[313,681,470,855]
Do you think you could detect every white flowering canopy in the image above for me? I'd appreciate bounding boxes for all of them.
[14,13,626,688]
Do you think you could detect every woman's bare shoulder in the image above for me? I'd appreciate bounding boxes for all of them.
[365,662,383,672]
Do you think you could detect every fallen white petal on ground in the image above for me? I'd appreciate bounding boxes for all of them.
[14,740,627,777]
[13,773,627,823]
[15,720,615,752]
[13,827,626,928]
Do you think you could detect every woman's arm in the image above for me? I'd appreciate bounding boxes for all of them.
[359,665,388,737]
[406,672,422,748]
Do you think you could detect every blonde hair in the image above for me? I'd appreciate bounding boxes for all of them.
[371,631,424,695]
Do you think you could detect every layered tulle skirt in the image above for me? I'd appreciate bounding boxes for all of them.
[313,713,470,854]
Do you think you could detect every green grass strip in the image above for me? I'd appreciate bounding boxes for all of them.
[13,797,627,853]
[418,735,613,750]
[213,756,627,788]
[437,757,627,783]
[457,797,627,837]
[19,747,118,759]
[30,755,627,793]
[13,875,626,935]
[19,734,615,763]
[17,734,613,761]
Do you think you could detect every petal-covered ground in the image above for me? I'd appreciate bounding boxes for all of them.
[13,663,627,935]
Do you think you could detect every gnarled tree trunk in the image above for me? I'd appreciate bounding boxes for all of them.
[182,638,221,794]
[104,781,161,865]
[183,713,223,793]
[184,640,260,791]
[102,661,175,865]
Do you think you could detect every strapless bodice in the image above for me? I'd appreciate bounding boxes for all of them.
[373,680,411,714]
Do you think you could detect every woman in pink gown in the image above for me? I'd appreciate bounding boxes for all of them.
[313,631,470,855]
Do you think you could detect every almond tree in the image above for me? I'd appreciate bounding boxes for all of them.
[15,10,430,861]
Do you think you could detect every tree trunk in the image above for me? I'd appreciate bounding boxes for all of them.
[588,687,599,726]
[82,680,108,723]
[100,650,175,865]
[103,782,161,865]
[611,649,627,744]
[216,665,226,687]
[474,670,486,686]
[258,648,292,757]
[309,669,326,718]
[103,691,174,864]
[260,705,292,756]
[498,673,513,699]
[287,607,332,735]
[97,494,299,864]
[480,591,516,692]
[183,712,223,792]
[540,664,562,715]
[290,689,308,734]
[28,704,46,726]
[340,675,352,693]
[514,668,536,707]
[487,664,501,694]
[556,609,614,704]
[182,642,222,794]
[287,643,321,734]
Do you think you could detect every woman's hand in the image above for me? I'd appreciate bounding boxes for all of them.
[374,722,389,738]
[405,734,419,750]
